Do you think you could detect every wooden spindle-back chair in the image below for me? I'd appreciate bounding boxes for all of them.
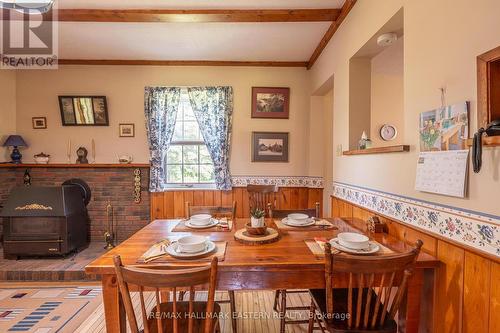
[308,240,423,332]
[271,202,322,332]
[270,202,321,219]
[113,255,221,333]
[183,201,238,333]
[185,201,236,220]
[247,184,277,216]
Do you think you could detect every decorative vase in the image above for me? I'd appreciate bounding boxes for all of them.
[251,216,264,228]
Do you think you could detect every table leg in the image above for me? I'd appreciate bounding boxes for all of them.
[399,268,424,333]
[101,274,127,333]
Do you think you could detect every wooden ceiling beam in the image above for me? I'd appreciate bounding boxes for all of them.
[307,0,357,69]
[2,8,340,23]
[58,59,309,67]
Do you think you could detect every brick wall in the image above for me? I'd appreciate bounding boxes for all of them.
[0,167,150,242]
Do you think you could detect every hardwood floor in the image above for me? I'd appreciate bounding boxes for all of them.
[74,290,311,333]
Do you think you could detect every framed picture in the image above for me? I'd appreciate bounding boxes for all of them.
[419,101,469,151]
[251,87,290,119]
[119,123,135,137]
[58,96,109,126]
[32,117,47,129]
[252,132,289,162]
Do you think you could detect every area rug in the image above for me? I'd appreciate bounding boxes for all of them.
[0,285,101,333]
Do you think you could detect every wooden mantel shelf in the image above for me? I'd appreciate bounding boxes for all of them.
[466,136,500,147]
[343,145,410,156]
[0,163,150,168]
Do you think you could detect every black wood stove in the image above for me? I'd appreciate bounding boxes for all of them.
[0,179,91,259]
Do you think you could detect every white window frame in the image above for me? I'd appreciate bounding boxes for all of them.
[164,89,216,189]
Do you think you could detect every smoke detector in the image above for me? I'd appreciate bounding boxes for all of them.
[377,33,398,47]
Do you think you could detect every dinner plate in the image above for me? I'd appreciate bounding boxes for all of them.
[281,217,315,227]
[329,238,380,255]
[185,218,219,229]
[166,241,216,258]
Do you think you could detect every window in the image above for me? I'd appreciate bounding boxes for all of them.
[165,89,215,187]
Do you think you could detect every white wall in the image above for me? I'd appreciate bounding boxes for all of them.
[349,58,371,149]
[310,0,500,216]
[15,66,313,177]
[370,36,404,146]
[0,71,17,162]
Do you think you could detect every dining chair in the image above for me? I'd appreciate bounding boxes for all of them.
[183,201,238,333]
[185,201,237,220]
[113,255,221,333]
[270,202,321,333]
[246,184,277,216]
[307,240,423,333]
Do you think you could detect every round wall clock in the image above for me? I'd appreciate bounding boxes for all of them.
[380,124,397,141]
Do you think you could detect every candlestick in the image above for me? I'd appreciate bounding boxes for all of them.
[91,139,96,163]
[67,139,71,164]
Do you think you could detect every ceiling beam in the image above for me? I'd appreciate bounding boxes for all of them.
[307,0,357,69]
[2,8,340,23]
[58,59,309,67]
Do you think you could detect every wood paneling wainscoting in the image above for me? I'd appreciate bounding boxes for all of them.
[331,196,500,333]
[151,187,323,219]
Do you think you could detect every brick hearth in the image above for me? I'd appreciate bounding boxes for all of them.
[0,166,150,242]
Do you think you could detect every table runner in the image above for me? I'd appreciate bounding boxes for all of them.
[304,237,394,258]
[172,218,233,232]
[274,218,337,231]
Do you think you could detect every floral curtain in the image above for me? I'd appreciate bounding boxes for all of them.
[144,87,181,192]
[188,87,234,190]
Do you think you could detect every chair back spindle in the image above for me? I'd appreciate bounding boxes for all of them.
[113,255,219,333]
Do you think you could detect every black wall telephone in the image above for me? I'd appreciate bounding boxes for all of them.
[472,118,500,172]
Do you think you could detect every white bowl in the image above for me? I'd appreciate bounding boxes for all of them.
[177,235,208,253]
[287,213,309,224]
[34,157,50,164]
[189,214,212,226]
[337,232,369,250]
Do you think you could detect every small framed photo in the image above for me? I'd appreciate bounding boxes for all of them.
[32,117,47,129]
[119,123,135,137]
[58,96,109,126]
[252,132,289,162]
[251,87,290,119]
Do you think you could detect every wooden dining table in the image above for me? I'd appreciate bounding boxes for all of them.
[85,217,439,333]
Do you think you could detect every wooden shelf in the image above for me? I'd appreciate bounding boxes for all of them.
[0,163,150,168]
[466,136,500,147]
[343,145,410,156]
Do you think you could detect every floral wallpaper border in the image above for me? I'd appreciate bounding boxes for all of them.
[231,176,324,188]
[333,182,500,257]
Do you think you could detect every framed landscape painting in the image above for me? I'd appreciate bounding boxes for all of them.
[252,132,289,162]
[58,96,109,126]
[251,87,290,119]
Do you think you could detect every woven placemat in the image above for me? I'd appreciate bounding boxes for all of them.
[137,241,227,263]
[274,218,337,231]
[172,218,233,232]
[305,238,394,258]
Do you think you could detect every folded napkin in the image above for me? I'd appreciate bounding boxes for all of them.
[139,239,172,263]
[313,219,334,227]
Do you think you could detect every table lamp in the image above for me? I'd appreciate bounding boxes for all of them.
[2,135,28,164]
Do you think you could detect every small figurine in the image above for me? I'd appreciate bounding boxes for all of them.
[358,131,367,149]
[76,147,89,164]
